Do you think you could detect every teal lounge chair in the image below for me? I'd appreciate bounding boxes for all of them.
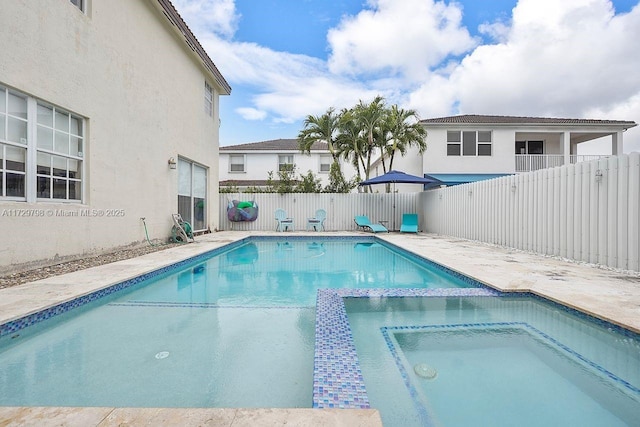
[400,213,418,233]
[354,215,388,233]
[307,209,326,231]
[275,209,294,232]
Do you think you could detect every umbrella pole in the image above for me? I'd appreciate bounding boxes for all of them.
[393,182,396,231]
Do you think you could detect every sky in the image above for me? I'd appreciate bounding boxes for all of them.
[173,0,640,153]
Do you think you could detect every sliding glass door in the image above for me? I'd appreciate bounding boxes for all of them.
[178,158,207,232]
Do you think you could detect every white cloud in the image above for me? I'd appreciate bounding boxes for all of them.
[236,107,267,121]
[327,0,477,81]
[583,93,640,153]
[172,0,239,38]
[407,0,640,125]
[174,0,640,150]
[196,34,375,121]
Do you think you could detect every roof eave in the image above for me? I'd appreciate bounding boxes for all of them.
[421,120,637,130]
[152,0,231,95]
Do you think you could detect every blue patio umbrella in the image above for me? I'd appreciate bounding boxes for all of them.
[359,170,442,186]
[359,170,442,230]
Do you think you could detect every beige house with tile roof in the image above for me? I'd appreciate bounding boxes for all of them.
[219,139,358,190]
[0,0,230,271]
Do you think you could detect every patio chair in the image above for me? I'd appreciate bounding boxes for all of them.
[354,215,388,233]
[306,209,326,231]
[275,209,294,232]
[400,213,418,233]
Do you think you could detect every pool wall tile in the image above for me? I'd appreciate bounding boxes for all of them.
[0,240,248,338]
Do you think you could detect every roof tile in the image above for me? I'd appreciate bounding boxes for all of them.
[220,138,328,151]
[420,114,636,127]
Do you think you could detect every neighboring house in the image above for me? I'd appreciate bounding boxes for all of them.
[219,139,357,190]
[0,0,230,270]
[378,114,637,190]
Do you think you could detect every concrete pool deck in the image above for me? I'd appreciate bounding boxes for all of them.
[1,231,639,426]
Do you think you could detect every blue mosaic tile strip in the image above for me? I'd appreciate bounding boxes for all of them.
[0,240,247,339]
[523,323,640,394]
[313,289,370,409]
[376,239,495,289]
[109,302,313,310]
[334,287,499,298]
[380,326,435,427]
[251,235,376,243]
[498,291,640,340]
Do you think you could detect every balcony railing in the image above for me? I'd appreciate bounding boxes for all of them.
[515,154,610,172]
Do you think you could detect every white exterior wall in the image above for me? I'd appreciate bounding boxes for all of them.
[516,132,563,155]
[423,128,517,174]
[0,0,224,270]
[367,148,424,194]
[220,151,358,187]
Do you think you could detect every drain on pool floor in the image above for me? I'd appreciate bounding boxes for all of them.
[414,363,437,379]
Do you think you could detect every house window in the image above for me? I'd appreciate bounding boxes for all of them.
[204,82,213,117]
[319,155,332,173]
[462,131,476,156]
[229,154,245,172]
[278,154,294,171]
[447,130,492,156]
[0,144,26,198]
[446,131,461,156]
[69,0,84,12]
[516,140,543,154]
[36,104,84,200]
[178,158,207,232]
[0,85,84,201]
[477,131,492,156]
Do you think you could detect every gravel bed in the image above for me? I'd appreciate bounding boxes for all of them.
[0,242,180,290]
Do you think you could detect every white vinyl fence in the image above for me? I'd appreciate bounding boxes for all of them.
[218,153,639,271]
[219,192,421,232]
[422,153,640,271]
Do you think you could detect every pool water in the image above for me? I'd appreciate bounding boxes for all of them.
[345,296,640,427]
[0,238,468,408]
[121,240,472,307]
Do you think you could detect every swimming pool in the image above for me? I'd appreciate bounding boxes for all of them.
[1,236,638,426]
[344,294,640,427]
[0,236,471,408]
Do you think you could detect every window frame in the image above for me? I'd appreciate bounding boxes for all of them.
[228,154,246,173]
[319,154,332,173]
[477,131,492,156]
[0,85,85,203]
[204,81,213,117]
[446,130,492,157]
[278,154,294,172]
[178,157,208,233]
[69,0,85,13]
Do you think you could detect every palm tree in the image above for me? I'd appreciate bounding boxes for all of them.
[351,96,386,184]
[335,108,367,186]
[381,105,427,174]
[298,107,343,179]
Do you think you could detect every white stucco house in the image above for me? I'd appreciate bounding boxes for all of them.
[219,139,358,190]
[375,114,637,192]
[0,0,230,271]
